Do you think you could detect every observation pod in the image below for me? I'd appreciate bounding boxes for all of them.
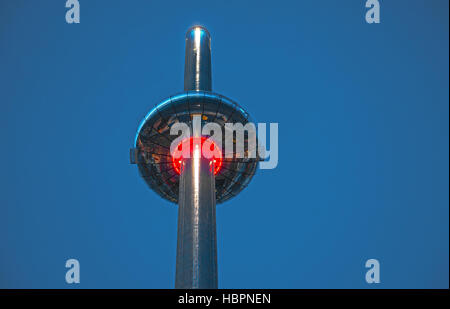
[131,26,259,289]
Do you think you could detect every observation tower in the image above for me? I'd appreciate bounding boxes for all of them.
[131,26,258,288]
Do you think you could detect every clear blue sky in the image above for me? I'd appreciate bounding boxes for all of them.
[0,0,448,288]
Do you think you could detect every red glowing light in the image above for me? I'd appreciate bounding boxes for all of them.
[171,137,223,175]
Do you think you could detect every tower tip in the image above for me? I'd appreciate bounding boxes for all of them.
[186,25,211,38]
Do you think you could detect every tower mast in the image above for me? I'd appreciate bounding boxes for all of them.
[175,26,218,289]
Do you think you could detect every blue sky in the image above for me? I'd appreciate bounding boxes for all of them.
[0,0,448,288]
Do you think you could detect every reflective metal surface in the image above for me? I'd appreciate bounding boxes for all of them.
[131,26,258,289]
[175,156,217,289]
[132,92,258,204]
[184,26,212,91]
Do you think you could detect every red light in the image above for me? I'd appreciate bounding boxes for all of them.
[171,137,223,175]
